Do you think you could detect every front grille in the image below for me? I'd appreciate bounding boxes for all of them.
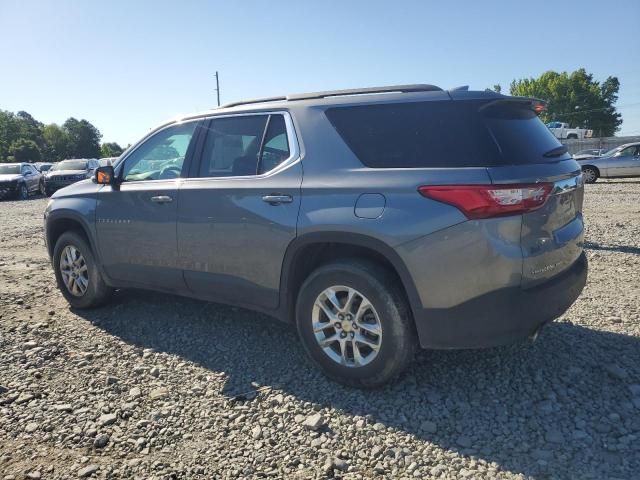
[47,175,85,184]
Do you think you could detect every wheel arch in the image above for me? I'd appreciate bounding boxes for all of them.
[279,232,422,325]
[45,212,97,262]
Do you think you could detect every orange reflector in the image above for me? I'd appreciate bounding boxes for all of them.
[97,171,111,184]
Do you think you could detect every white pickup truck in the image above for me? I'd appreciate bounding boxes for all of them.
[546,122,593,140]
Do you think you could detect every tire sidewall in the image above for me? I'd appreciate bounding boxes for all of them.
[53,232,103,309]
[18,183,28,200]
[296,263,414,387]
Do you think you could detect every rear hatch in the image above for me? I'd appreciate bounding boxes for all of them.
[477,97,584,286]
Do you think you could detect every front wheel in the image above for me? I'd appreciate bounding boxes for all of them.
[583,167,598,184]
[17,183,28,200]
[296,260,416,388]
[39,180,47,196]
[53,231,113,308]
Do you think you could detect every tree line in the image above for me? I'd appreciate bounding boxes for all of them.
[0,110,124,163]
[1,68,624,164]
[492,68,622,137]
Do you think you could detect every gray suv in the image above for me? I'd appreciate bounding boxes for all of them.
[44,85,588,387]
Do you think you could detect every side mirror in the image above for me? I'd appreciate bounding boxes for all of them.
[95,165,116,185]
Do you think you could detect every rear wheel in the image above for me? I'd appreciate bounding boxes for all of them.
[296,260,416,388]
[53,231,113,308]
[582,167,598,184]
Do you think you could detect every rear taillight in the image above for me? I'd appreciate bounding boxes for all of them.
[418,184,553,219]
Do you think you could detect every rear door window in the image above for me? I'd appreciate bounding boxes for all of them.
[326,100,566,168]
[197,114,291,177]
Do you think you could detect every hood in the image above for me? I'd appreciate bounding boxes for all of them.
[50,179,97,198]
[0,174,23,182]
[46,169,88,177]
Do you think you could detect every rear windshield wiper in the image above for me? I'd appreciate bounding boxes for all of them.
[543,146,568,158]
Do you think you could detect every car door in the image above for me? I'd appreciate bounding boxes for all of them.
[625,146,640,176]
[21,165,38,193]
[95,120,201,290]
[178,112,302,310]
[607,145,640,177]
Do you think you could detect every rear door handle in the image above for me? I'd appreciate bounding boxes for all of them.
[150,195,173,204]
[262,194,293,205]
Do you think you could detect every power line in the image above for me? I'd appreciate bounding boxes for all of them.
[551,102,640,118]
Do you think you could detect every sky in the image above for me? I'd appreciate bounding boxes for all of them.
[1,0,639,146]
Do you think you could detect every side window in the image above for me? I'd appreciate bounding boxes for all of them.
[619,146,635,157]
[258,115,290,174]
[121,122,197,182]
[198,115,268,177]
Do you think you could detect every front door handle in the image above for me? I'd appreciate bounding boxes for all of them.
[262,194,293,205]
[150,195,173,204]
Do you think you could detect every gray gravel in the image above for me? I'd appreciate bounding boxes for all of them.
[1,180,639,479]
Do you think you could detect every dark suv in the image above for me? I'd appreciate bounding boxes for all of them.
[44,85,587,387]
[44,158,100,196]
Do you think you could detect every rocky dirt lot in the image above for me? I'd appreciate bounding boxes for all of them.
[0,180,639,480]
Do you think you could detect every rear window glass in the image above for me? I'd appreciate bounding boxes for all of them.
[325,101,566,168]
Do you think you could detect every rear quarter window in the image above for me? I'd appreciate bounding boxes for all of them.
[325,100,566,168]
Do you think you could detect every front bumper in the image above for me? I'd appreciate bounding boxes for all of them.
[0,183,19,199]
[414,252,588,349]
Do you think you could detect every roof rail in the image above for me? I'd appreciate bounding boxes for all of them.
[286,84,442,101]
[220,95,287,109]
[219,84,442,109]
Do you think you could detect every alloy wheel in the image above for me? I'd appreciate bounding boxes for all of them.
[312,285,382,367]
[59,245,89,297]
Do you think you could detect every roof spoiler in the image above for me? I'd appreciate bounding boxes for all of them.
[478,96,547,115]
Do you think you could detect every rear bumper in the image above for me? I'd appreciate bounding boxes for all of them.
[414,252,588,349]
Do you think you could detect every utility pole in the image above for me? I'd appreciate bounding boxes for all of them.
[214,71,221,107]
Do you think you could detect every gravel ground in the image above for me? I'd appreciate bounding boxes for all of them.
[0,180,639,480]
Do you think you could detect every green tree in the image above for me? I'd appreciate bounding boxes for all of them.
[15,111,44,147]
[100,142,124,158]
[510,69,622,136]
[42,124,70,161]
[63,117,102,158]
[0,110,20,161]
[9,138,41,162]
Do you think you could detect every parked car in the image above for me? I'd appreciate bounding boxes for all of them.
[44,84,587,387]
[573,149,605,160]
[99,157,118,167]
[43,158,100,195]
[35,162,54,173]
[577,142,640,183]
[0,162,45,200]
[547,121,593,140]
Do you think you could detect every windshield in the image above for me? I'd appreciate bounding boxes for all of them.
[602,147,621,157]
[0,164,21,175]
[52,160,88,171]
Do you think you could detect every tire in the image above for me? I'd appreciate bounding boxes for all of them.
[17,183,28,200]
[583,167,598,184]
[39,180,47,196]
[567,134,578,140]
[296,259,416,388]
[53,231,113,309]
